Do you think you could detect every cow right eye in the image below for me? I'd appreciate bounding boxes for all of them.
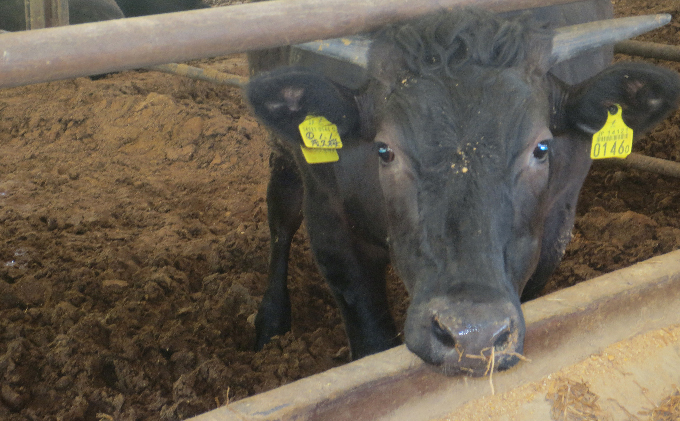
[532,140,550,162]
[377,143,395,163]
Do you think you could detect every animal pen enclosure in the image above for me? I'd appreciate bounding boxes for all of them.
[1,0,680,420]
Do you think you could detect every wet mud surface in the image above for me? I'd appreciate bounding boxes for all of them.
[0,0,679,419]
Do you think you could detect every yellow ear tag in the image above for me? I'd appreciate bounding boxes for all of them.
[590,104,633,159]
[298,116,343,164]
[300,147,340,163]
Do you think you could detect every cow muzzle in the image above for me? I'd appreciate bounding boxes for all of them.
[404,290,525,376]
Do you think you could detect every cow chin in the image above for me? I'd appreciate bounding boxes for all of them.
[404,289,526,376]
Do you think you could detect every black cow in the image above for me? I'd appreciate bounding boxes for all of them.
[246,5,680,376]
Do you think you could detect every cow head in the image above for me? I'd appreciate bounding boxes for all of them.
[247,9,680,375]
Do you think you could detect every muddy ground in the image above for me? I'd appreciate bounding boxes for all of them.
[0,0,679,420]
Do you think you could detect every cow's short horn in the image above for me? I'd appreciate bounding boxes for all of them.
[294,36,371,68]
[551,14,671,64]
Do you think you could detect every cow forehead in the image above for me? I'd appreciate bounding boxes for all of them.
[367,9,553,170]
[378,70,547,172]
[368,9,553,88]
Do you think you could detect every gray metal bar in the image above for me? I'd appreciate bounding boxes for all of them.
[604,152,680,179]
[146,63,246,87]
[0,0,584,89]
[51,0,70,28]
[615,39,680,62]
[25,0,45,29]
[25,0,69,29]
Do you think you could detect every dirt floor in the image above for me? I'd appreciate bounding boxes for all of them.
[0,0,679,420]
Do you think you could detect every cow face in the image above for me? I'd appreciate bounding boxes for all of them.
[367,12,556,374]
[246,9,680,375]
[368,12,680,375]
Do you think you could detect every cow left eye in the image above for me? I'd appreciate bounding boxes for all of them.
[532,140,550,161]
[377,142,395,163]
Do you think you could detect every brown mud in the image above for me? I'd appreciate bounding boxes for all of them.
[0,0,678,419]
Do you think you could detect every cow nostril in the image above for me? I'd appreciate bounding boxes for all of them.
[493,328,511,352]
[432,315,457,348]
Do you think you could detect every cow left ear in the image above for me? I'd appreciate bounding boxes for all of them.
[561,62,680,137]
[246,66,360,144]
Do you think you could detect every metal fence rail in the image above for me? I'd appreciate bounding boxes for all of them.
[0,0,581,89]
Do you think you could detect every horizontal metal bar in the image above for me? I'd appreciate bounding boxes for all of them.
[601,152,680,179]
[0,0,584,89]
[146,63,246,87]
[615,39,680,62]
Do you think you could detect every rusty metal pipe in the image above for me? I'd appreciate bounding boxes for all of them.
[603,152,680,179]
[615,39,680,62]
[0,0,584,89]
[146,63,246,87]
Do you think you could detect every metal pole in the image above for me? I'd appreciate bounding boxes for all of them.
[50,0,69,27]
[24,0,69,29]
[24,0,45,29]
[0,0,582,89]
[615,40,680,62]
[147,63,246,87]
[608,153,680,179]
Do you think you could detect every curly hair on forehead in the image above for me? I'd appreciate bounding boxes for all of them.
[378,8,553,79]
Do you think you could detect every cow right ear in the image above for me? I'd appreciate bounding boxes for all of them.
[246,66,360,144]
[562,62,680,138]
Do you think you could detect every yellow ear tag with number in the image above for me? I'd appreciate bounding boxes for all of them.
[298,116,343,164]
[590,104,633,159]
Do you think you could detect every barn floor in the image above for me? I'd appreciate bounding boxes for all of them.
[0,0,679,420]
